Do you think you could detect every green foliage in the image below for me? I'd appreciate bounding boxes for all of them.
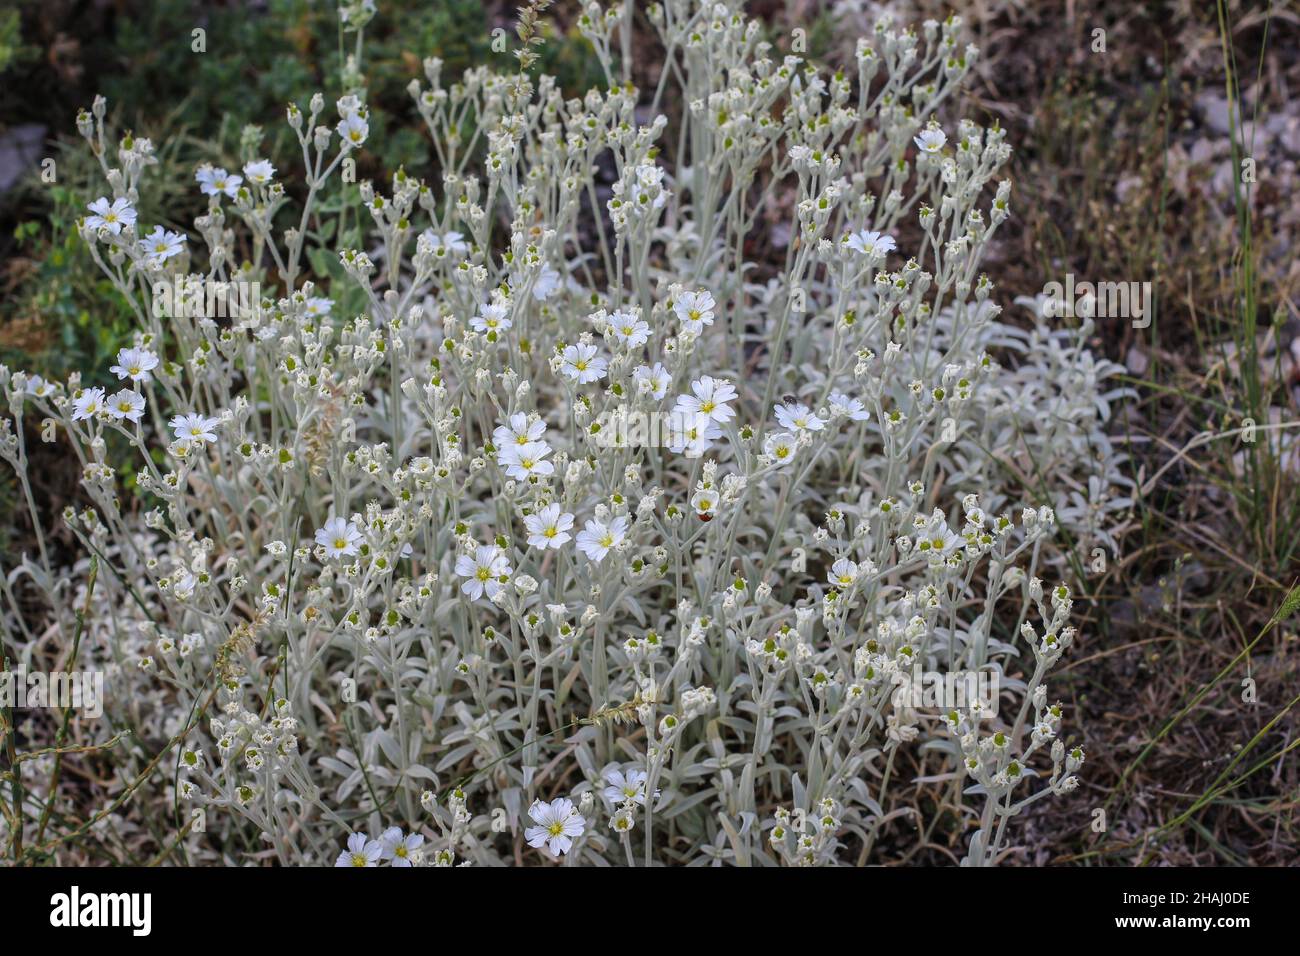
[0,7,36,75]
[3,0,609,379]
[3,145,141,385]
[0,0,609,565]
[96,0,601,172]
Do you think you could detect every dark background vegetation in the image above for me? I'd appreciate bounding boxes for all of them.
[0,0,1296,864]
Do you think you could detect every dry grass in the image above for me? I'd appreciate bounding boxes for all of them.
[913,0,1300,865]
[753,0,1300,865]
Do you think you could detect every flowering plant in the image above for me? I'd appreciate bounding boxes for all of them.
[0,0,1132,866]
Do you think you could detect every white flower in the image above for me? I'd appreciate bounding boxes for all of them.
[493,412,547,450]
[828,391,870,421]
[610,807,636,833]
[673,290,715,334]
[608,310,650,348]
[499,440,553,480]
[575,515,629,563]
[914,127,947,154]
[107,389,146,423]
[533,263,561,300]
[674,376,737,424]
[690,489,718,519]
[625,163,668,213]
[110,347,159,382]
[828,557,859,589]
[304,297,333,318]
[917,518,963,560]
[422,230,469,256]
[169,413,220,443]
[524,504,574,550]
[315,516,363,560]
[560,343,607,384]
[339,0,377,25]
[139,226,186,264]
[338,112,370,147]
[335,832,383,867]
[242,159,276,185]
[666,411,722,458]
[455,545,512,601]
[195,166,242,198]
[763,431,797,463]
[70,387,107,421]
[524,798,585,856]
[602,768,652,806]
[774,401,825,432]
[632,363,672,401]
[379,827,424,867]
[846,230,896,259]
[25,374,53,398]
[470,301,512,334]
[85,197,136,235]
[172,569,197,600]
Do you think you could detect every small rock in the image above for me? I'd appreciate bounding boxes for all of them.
[0,124,48,195]
[1125,346,1149,376]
